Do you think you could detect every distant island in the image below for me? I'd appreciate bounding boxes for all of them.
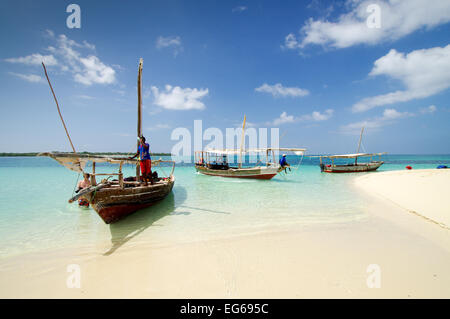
[0,152,172,157]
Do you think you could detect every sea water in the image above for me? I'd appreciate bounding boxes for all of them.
[0,155,448,258]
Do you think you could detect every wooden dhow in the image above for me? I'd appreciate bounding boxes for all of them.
[195,116,307,179]
[40,59,175,224]
[318,127,386,173]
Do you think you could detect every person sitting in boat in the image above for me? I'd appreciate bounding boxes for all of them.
[279,154,291,173]
[76,173,91,207]
[130,136,152,185]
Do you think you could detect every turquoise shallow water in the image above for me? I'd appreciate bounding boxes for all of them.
[0,155,449,258]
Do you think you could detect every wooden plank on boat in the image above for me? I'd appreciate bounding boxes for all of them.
[68,183,109,203]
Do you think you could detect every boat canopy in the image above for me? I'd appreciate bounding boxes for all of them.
[203,147,307,155]
[38,152,171,173]
[318,152,386,159]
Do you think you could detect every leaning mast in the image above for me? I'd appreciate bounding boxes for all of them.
[355,126,364,165]
[238,115,246,169]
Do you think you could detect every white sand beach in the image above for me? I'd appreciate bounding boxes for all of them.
[355,169,450,228]
[2,181,450,299]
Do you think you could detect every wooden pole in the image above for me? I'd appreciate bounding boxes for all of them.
[119,162,124,189]
[91,162,97,186]
[239,115,246,169]
[136,58,143,181]
[42,62,82,171]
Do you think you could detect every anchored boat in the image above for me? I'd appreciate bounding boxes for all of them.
[195,116,306,179]
[40,59,175,224]
[318,153,385,173]
[318,127,386,173]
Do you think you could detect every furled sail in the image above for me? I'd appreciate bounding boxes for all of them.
[38,152,139,172]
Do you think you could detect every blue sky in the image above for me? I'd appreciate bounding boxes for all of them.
[1,0,449,154]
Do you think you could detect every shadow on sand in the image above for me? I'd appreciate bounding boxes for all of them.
[103,186,187,256]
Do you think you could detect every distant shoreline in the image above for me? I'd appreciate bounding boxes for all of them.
[0,152,172,157]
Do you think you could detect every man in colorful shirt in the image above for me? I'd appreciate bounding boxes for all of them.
[131,136,152,185]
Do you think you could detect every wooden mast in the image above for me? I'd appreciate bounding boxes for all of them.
[355,126,364,165]
[238,115,246,168]
[136,58,143,181]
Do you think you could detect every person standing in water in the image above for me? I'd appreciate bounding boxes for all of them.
[130,136,152,185]
[76,173,91,207]
[76,173,91,192]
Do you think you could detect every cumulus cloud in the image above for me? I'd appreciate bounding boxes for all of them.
[9,72,44,83]
[232,6,247,13]
[353,45,450,112]
[269,109,334,126]
[420,105,437,114]
[255,83,309,98]
[272,112,296,125]
[151,85,209,110]
[284,0,450,51]
[74,56,116,85]
[5,31,115,86]
[341,108,413,133]
[156,36,183,56]
[300,109,334,121]
[5,53,58,66]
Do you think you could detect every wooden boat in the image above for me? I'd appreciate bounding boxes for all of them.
[195,116,306,179]
[39,152,175,223]
[318,153,385,173]
[195,148,306,179]
[318,127,386,173]
[40,59,175,224]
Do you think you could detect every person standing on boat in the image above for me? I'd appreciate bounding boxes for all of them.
[279,154,291,173]
[130,136,152,185]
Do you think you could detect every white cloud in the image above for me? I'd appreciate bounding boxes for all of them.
[5,54,58,66]
[151,85,209,110]
[285,0,450,50]
[9,72,44,83]
[300,109,334,121]
[156,36,183,56]
[269,109,334,126]
[353,45,450,112]
[74,56,116,85]
[232,6,247,13]
[282,33,300,50]
[255,83,309,98]
[6,31,114,86]
[420,105,437,114]
[341,108,413,133]
[272,112,296,125]
[75,95,95,100]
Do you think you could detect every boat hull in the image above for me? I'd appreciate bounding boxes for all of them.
[87,175,175,224]
[195,165,278,179]
[322,161,383,173]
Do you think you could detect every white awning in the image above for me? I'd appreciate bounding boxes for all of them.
[203,147,307,155]
[319,152,386,159]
